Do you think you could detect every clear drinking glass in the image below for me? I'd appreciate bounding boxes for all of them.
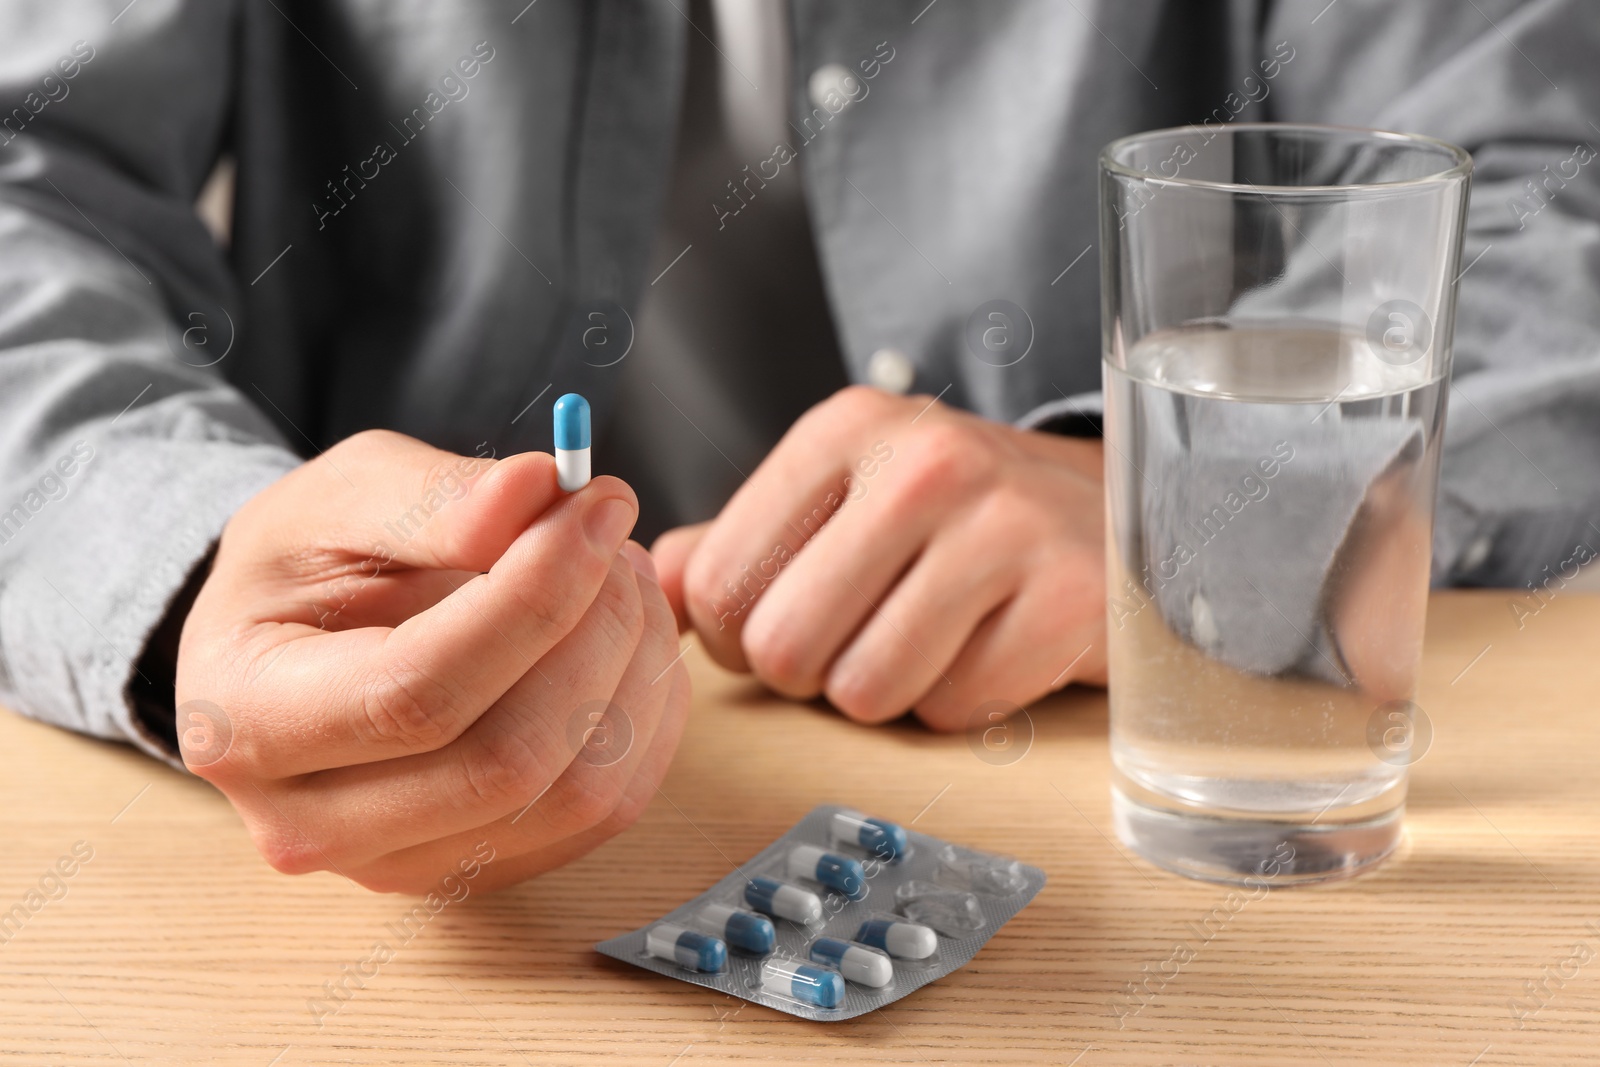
[1099,124,1471,885]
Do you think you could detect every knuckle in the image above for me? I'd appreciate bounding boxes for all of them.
[800,384,885,438]
[255,826,326,876]
[682,552,732,632]
[419,452,478,507]
[597,783,653,837]
[826,673,900,725]
[741,608,814,696]
[415,462,460,523]
[173,694,251,780]
[878,431,972,517]
[547,773,625,834]
[909,422,987,488]
[588,559,647,651]
[349,867,436,895]
[333,427,406,460]
[833,383,892,421]
[347,870,407,895]
[362,660,456,750]
[637,620,680,683]
[1018,551,1100,618]
[913,693,970,733]
[502,552,633,648]
[192,743,248,783]
[503,572,584,643]
[636,568,680,641]
[967,482,1034,537]
[459,728,545,809]
[915,710,968,734]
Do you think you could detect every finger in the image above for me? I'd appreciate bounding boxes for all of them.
[682,386,901,670]
[820,519,1021,724]
[1328,471,1431,701]
[622,539,661,585]
[736,422,982,698]
[650,522,708,632]
[227,432,566,580]
[309,568,476,632]
[467,543,681,851]
[376,477,639,693]
[255,552,651,866]
[346,596,692,891]
[910,577,1105,733]
[219,478,641,777]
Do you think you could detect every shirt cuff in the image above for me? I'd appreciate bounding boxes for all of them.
[0,436,298,769]
[1015,389,1104,435]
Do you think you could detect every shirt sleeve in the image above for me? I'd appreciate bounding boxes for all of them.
[0,2,301,764]
[1263,0,1600,587]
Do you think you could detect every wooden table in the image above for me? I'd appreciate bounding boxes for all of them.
[2,590,1596,1066]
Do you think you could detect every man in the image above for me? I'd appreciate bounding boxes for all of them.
[0,1,1594,892]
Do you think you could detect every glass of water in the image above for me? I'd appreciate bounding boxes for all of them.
[1099,124,1471,885]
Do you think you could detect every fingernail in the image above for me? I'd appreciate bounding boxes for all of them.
[584,497,635,554]
[621,540,658,581]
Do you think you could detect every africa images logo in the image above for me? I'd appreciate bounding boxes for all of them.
[1365,300,1433,367]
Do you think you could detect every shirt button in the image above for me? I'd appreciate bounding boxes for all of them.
[808,63,860,114]
[1190,592,1219,651]
[1458,534,1492,572]
[867,347,915,394]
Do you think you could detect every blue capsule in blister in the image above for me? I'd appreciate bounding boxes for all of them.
[594,804,1049,1022]
[645,923,726,972]
[695,902,776,954]
[786,844,867,901]
[761,958,845,1009]
[830,809,908,862]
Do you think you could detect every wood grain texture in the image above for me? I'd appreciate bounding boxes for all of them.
[0,590,1596,1066]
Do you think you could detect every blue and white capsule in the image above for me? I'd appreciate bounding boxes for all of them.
[694,902,776,955]
[743,876,823,924]
[786,844,867,901]
[809,937,893,988]
[830,809,908,862]
[644,922,727,972]
[553,392,591,492]
[854,916,938,960]
[760,958,845,1010]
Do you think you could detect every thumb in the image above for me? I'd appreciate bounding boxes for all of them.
[651,522,709,632]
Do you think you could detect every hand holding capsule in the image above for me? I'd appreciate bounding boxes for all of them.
[175,429,690,893]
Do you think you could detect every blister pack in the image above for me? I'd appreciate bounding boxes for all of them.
[595,803,1046,1021]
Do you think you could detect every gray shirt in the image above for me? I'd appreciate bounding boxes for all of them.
[0,1,1597,762]
[601,0,848,541]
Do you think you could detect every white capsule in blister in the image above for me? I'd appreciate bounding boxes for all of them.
[809,937,893,987]
[743,876,823,924]
[854,915,938,959]
[644,922,727,972]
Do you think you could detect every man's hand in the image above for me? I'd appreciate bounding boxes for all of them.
[174,430,690,894]
[653,386,1106,731]
[1327,456,1433,703]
